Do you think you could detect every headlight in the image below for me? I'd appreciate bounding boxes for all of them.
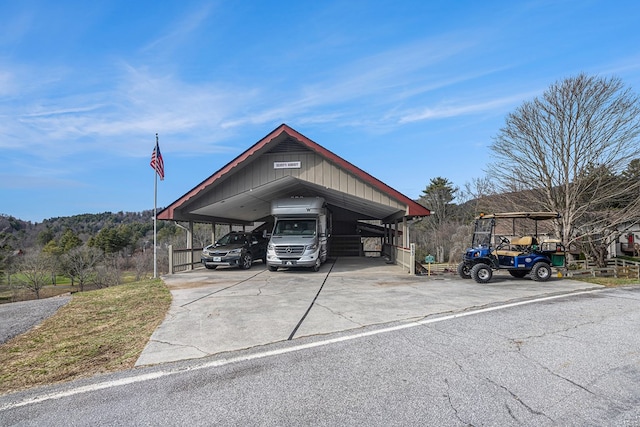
[268,243,274,250]
[306,243,318,251]
[228,249,241,254]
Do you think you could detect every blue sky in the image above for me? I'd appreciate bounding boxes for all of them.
[2,0,639,223]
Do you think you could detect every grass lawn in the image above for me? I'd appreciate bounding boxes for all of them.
[0,273,143,303]
[0,279,171,395]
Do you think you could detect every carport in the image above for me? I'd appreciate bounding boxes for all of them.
[158,124,430,273]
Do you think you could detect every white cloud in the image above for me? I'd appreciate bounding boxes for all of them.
[141,3,215,54]
[398,90,542,124]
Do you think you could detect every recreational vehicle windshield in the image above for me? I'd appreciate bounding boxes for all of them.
[266,197,330,272]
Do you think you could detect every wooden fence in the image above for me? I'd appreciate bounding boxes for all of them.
[168,245,204,273]
[382,243,417,275]
[566,259,640,279]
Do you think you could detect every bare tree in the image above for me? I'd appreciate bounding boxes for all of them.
[64,246,103,292]
[133,250,153,281]
[448,223,474,264]
[459,176,500,219]
[490,74,640,259]
[15,251,52,299]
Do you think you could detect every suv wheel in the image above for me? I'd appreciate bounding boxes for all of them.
[240,253,253,269]
[471,263,493,284]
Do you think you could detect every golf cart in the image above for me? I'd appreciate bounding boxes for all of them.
[457,212,566,283]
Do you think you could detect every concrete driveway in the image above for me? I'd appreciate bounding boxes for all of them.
[136,257,601,366]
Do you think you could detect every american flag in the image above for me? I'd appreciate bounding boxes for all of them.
[150,139,165,180]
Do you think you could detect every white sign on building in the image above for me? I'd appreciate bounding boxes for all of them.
[274,161,301,169]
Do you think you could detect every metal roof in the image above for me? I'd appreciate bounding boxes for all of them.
[158,124,430,224]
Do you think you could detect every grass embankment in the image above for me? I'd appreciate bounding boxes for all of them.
[574,277,640,287]
[0,279,171,395]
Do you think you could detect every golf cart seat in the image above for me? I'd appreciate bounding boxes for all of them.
[510,236,533,246]
[495,236,538,257]
[511,236,538,250]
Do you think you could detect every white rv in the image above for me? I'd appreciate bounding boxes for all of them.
[266,197,330,271]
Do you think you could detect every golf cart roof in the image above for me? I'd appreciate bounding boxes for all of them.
[477,212,561,221]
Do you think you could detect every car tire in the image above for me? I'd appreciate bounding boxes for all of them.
[531,262,552,281]
[268,265,278,272]
[457,262,471,279]
[240,253,253,270]
[204,265,217,270]
[311,258,321,272]
[471,263,493,284]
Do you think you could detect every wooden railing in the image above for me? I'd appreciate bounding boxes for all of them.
[382,243,415,274]
[168,245,204,273]
[566,258,640,279]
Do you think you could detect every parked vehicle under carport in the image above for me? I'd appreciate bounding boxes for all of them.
[201,232,268,270]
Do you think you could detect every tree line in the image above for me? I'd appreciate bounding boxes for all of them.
[0,210,210,300]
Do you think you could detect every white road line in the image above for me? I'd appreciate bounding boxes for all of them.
[0,288,604,412]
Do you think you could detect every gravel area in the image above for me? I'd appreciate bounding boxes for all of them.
[0,296,72,344]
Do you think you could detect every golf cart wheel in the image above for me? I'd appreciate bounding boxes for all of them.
[531,262,552,282]
[240,253,253,270]
[509,270,527,278]
[457,262,471,279]
[471,263,493,284]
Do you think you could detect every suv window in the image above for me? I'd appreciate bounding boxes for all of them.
[216,233,247,246]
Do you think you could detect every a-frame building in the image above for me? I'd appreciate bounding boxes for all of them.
[158,124,429,270]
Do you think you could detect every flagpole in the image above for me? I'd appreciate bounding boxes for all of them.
[153,133,158,279]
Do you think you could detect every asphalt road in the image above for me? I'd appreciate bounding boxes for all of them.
[0,296,71,344]
[1,286,638,426]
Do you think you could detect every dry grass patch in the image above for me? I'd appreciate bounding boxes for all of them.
[575,277,640,287]
[0,279,171,395]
